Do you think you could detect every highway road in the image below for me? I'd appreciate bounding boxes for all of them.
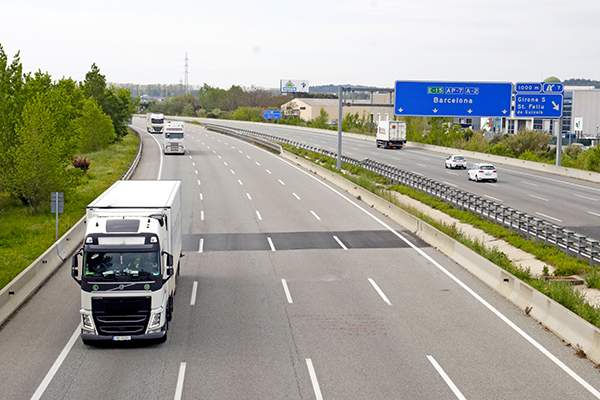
[1,117,600,399]
[186,118,600,242]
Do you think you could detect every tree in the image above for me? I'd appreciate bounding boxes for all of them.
[502,130,551,157]
[8,93,78,212]
[197,84,225,111]
[404,116,427,142]
[73,98,116,153]
[0,45,25,192]
[311,108,330,129]
[82,64,136,139]
[231,107,261,121]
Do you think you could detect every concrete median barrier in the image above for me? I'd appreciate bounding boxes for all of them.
[0,217,86,326]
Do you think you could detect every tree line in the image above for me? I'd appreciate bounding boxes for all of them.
[0,45,137,213]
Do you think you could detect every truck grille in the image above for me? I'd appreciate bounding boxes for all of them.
[92,297,151,336]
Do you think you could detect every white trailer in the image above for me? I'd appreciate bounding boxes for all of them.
[376,120,407,149]
[72,180,182,344]
[146,113,165,133]
[163,121,185,155]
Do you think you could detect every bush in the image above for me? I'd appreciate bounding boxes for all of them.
[486,142,514,157]
[72,157,90,172]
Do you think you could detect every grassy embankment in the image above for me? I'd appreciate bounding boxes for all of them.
[0,131,139,291]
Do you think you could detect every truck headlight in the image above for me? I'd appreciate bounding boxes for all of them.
[148,307,164,330]
[81,312,96,334]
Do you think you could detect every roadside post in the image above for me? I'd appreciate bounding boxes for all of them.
[51,192,64,239]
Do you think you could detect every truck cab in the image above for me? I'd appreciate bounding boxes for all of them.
[71,180,182,344]
[146,113,165,134]
[163,121,185,155]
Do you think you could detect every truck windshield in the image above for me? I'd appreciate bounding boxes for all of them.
[165,132,184,139]
[151,118,164,124]
[84,251,160,278]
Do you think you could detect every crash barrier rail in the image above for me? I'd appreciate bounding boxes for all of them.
[204,123,283,154]
[204,122,600,269]
[0,127,144,326]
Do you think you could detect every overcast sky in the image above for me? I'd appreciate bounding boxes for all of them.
[2,0,599,90]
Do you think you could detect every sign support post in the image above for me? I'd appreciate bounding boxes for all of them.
[51,192,64,239]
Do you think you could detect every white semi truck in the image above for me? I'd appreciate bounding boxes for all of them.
[163,121,186,155]
[146,113,165,133]
[376,120,407,149]
[71,180,182,344]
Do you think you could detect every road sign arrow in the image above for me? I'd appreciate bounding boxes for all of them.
[398,108,404,113]
[467,109,473,114]
[432,108,438,113]
[552,101,559,111]
[502,109,508,114]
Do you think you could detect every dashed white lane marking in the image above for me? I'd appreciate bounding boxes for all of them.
[427,356,466,400]
[368,278,392,306]
[281,279,293,303]
[333,236,347,250]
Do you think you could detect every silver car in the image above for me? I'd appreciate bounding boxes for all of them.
[445,155,467,169]
[468,163,497,182]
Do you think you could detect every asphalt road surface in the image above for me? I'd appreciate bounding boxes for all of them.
[1,118,600,399]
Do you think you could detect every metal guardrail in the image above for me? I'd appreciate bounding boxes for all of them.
[204,123,283,154]
[122,126,143,180]
[203,122,600,268]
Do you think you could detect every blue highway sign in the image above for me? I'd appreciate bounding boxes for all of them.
[263,110,282,119]
[394,81,512,117]
[514,82,563,118]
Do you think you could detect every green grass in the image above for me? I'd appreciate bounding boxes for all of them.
[0,131,139,290]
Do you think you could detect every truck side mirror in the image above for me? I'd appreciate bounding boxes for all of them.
[71,249,82,285]
[165,253,173,267]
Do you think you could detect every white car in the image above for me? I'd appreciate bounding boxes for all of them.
[445,155,467,169]
[468,163,497,182]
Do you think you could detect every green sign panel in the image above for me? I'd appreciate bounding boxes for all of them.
[427,87,444,94]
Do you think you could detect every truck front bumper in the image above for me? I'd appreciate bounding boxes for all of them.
[81,323,166,342]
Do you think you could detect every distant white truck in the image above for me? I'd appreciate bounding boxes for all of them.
[163,121,186,155]
[376,120,407,149]
[146,113,165,133]
[71,180,182,344]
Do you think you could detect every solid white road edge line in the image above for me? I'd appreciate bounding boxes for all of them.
[281,279,293,303]
[427,355,467,400]
[333,236,348,250]
[147,131,164,180]
[368,278,392,306]
[174,362,187,400]
[190,282,198,306]
[31,325,81,400]
[306,359,324,400]
[267,149,600,398]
